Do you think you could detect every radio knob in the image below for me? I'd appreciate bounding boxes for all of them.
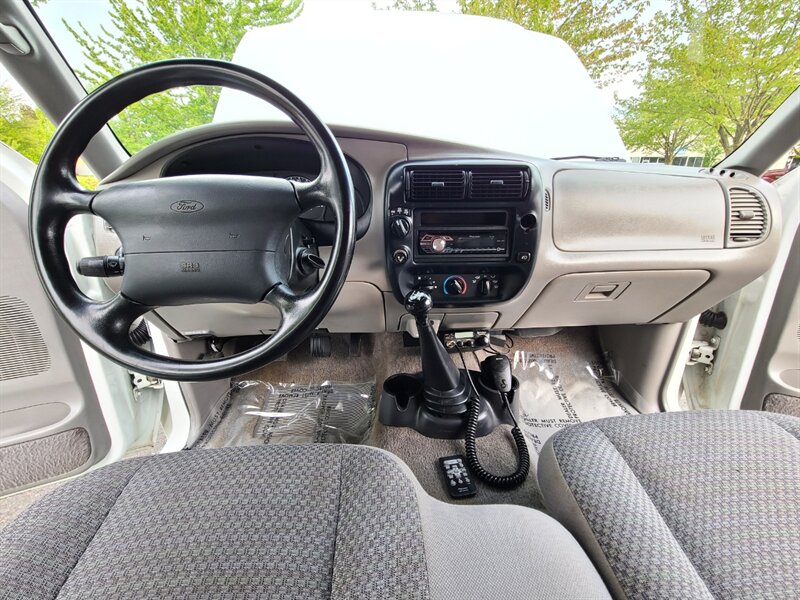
[390,216,411,239]
[443,275,468,296]
[431,237,447,253]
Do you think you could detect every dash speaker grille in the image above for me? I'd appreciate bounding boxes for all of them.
[0,295,51,381]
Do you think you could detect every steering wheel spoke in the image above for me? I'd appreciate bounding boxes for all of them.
[58,186,96,213]
[86,295,152,347]
[292,175,337,212]
[264,283,305,326]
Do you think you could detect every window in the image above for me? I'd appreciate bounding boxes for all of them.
[0,69,98,188]
[762,142,800,182]
[0,72,53,165]
[672,156,705,167]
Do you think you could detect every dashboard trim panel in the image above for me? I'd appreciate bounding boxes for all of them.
[385,160,539,308]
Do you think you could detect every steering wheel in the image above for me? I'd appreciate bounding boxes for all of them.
[29,59,356,381]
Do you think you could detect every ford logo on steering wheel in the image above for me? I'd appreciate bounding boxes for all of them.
[170,200,204,213]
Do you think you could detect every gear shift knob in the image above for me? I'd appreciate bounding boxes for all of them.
[404,289,433,322]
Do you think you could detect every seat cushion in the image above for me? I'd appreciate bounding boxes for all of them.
[0,444,609,600]
[538,410,800,600]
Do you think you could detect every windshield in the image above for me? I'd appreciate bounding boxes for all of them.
[214,9,627,159]
[12,0,800,166]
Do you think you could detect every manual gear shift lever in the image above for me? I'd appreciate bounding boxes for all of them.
[378,289,519,440]
[404,289,470,414]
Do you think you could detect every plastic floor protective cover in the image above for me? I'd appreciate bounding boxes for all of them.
[513,349,635,454]
[195,380,375,448]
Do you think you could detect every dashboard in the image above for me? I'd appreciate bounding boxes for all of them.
[97,121,781,339]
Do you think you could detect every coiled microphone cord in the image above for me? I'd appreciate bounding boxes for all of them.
[456,347,530,488]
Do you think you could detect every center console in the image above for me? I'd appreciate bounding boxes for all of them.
[377,288,531,489]
[385,161,538,307]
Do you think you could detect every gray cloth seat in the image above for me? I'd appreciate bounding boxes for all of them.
[0,444,608,600]
[538,409,800,600]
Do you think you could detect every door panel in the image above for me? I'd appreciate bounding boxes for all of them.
[682,168,799,411]
[0,146,111,495]
[743,225,800,416]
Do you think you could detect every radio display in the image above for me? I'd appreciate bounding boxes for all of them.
[458,233,500,249]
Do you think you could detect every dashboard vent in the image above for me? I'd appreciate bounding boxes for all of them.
[469,168,527,200]
[727,187,769,247]
[408,169,466,201]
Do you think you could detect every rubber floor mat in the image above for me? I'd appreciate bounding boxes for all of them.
[512,349,636,455]
[195,380,375,448]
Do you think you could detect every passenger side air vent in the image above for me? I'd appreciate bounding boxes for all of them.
[727,187,769,247]
[469,168,528,200]
[407,169,466,201]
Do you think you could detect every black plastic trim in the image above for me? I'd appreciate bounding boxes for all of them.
[385,159,539,308]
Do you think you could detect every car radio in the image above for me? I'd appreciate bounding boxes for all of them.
[385,162,539,307]
[417,230,508,257]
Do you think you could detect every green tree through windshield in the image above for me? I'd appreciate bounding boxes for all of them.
[387,0,799,166]
[617,0,799,162]
[64,0,301,153]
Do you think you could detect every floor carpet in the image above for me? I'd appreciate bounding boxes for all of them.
[763,393,800,417]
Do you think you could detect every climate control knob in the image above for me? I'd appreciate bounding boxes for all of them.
[443,275,468,296]
[390,216,411,239]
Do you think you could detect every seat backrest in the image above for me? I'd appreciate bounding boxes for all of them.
[538,410,800,599]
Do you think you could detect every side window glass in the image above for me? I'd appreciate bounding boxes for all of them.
[0,73,54,164]
[762,143,800,183]
[0,70,97,188]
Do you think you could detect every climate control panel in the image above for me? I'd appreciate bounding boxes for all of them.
[415,273,501,302]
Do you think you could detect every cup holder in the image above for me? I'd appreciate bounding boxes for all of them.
[382,374,423,411]
[378,370,518,438]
